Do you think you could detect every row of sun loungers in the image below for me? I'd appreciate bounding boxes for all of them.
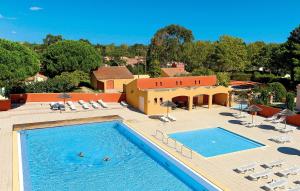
[235,160,300,190]
[235,160,286,174]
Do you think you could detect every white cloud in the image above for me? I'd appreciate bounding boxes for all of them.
[30,6,43,11]
[11,30,17,34]
[0,13,16,20]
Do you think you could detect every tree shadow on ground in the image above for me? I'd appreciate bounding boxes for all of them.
[219,112,234,117]
[257,124,275,130]
[277,147,300,156]
[228,120,243,125]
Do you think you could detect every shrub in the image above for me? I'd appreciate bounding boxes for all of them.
[230,72,252,81]
[268,82,287,102]
[253,89,269,105]
[216,72,230,87]
[286,92,295,111]
[252,72,277,83]
[191,67,215,76]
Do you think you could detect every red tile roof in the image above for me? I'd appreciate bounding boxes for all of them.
[136,76,217,89]
[161,68,189,77]
[93,66,134,80]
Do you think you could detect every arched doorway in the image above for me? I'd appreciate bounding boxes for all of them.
[212,93,228,106]
[193,94,210,108]
[172,96,189,110]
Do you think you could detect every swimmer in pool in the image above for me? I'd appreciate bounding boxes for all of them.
[78,152,84,157]
[103,156,110,161]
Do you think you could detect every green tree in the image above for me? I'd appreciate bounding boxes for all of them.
[128,44,148,57]
[147,24,194,73]
[216,72,230,87]
[191,67,215,76]
[284,25,300,82]
[209,36,249,72]
[43,34,63,46]
[147,59,161,77]
[42,40,102,77]
[0,39,40,87]
[246,41,266,71]
[268,82,287,102]
[182,41,215,72]
[286,92,295,111]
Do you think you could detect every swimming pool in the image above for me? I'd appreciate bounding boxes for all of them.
[170,128,264,157]
[231,104,248,110]
[19,121,220,191]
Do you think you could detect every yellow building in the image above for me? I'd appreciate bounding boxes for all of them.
[91,66,134,92]
[125,76,231,115]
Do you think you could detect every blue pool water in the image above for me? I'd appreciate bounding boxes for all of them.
[170,128,264,157]
[231,104,248,110]
[20,121,211,191]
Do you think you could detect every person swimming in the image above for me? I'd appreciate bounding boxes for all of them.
[78,152,84,157]
[103,156,110,161]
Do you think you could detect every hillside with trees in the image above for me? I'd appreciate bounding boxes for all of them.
[0,24,299,95]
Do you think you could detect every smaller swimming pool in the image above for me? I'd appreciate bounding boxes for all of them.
[170,128,264,157]
[231,104,248,110]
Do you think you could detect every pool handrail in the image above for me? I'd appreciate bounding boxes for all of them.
[155,129,193,159]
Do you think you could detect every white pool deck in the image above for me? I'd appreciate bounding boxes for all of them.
[1,102,300,191]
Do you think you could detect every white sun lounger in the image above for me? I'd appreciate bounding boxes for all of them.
[234,113,247,118]
[97,99,108,108]
[287,186,300,191]
[277,166,300,177]
[246,122,261,128]
[263,159,285,169]
[78,100,85,105]
[120,101,128,107]
[69,104,76,111]
[270,136,292,144]
[66,101,74,106]
[91,102,99,109]
[263,178,288,190]
[272,116,286,124]
[82,103,89,109]
[160,116,170,122]
[235,162,257,173]
[167,115,176,122]
[265,114,279,121]
[248,170,272,180]
[279,126,297,133]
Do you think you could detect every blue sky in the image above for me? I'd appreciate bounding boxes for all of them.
[0,0,299,44]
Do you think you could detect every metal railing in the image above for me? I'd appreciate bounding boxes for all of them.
[154,129,193,159]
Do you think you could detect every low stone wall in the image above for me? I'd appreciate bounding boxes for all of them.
[255,104,300,127]
[0,99,11,111]
[10,93,126,104]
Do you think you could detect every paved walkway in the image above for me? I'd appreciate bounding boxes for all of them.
[1,102,300,191]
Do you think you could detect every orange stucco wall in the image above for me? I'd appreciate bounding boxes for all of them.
[0,99,11,111]
[255,104,281,117]
[10,93,126,103]
[136,76,217,89]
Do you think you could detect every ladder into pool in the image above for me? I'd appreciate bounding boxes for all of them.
[154,130,193,159]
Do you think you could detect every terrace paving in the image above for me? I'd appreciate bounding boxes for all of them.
[1,102,300,191]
